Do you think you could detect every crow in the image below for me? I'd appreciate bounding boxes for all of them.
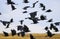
[23,6,30,10]
[47,19,53,22]
[23,0,29,3]
[54,22,60,26]
[40,15,46,20]
[20,20,24,25]
[46,9,52,12]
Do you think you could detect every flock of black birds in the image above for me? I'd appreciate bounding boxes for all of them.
[0,0,60,39]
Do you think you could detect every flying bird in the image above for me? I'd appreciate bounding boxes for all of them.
[40,3,46,10]
[23,11,27,13]
[46,30,55,37]
[11,4,16,10]
[40,15,46,20]
[0,12,1,15]
[25,11,40,24]
[23,0,29,3]
[7,0,15,5]
[23,25,30,32]
[30,34,35,39]
[46,9,52,12]
[20,20,24,25]
[3,31,9,36]
[11,29,16,36]
[17,25,23,31]
[21,31,25,37]
[23,6,30,10]
[47,19,53,22]
[54,22,60,26]
[45,26,48,31]
[50,23,59,32]
[32,1,38,8]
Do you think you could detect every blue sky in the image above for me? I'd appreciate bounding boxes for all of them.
[0,0,60,34]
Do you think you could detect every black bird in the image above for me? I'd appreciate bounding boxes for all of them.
[32,1,38,8]
[3,31,9,36]
[23,6,30,10]
[40,15,46,20]
[11,4,16,10]
[40,3,45,10]
[45,26,48,31]
[0,12,1,15]
[11,29,16,36]
[46,30,55,37]
[23,0,29,3]
[30,34,35,39]
[21,31,25,37]
[17,25,23,31]
[20,20,24,25]
[23,11,27,13]
[25,11,39,24]
[46,9,52,12]
[47,19,53,22]
[7,0,15,5]
[50,23,59,32]
[54,22,60,26]
[23,25,30,32]
[6,18,13,28]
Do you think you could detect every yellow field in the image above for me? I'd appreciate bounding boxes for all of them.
[0,33,60,39]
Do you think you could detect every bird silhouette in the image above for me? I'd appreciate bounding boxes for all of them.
[46,30,55,37]
[7,0,15,5]
[32,1,38,8]
[3,31,9,36]
[45,27,55,37]
[20,20,24,25]
[47,19,53,22]
[11,29,16,36]
[30,34,35,39]
[23,25,30,32]
[11,4,16,10]
[40,15,46,20]
[46,9,52,12]
[17,25,23,31]
[23,11,27,13]
[21,31,25,37]
[0,12,1,15]
[40,3,46,10]
[50,23,59,32]
[54,22,60,26]
[23,0,29,3]
[23,6,30,10]
[25,11,39,24]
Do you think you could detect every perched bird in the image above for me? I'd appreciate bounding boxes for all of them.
[17,25,23,31]
[23,25,30,32]
[23,11,27,13]
[32,1,38,8]
[23,0,29,3]
[11,29,16,36]
[46,9,52,12]
[40,3,46,10]
[54,22,60,26]
[11,4,16,10]
[30,34,35,39]
[23,6,30,10]
[47,19,53,22]
[7,0,15,5]
[20,20,24,25]
[50,23,59,32]
[3,31,9,36]
[40,15,46,20]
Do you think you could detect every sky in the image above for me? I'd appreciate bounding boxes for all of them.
[0,0,60,34]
